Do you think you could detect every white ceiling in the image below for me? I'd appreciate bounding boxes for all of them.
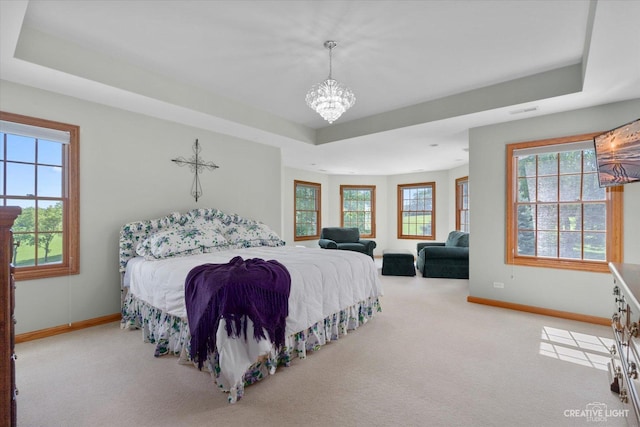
[1,0,639,175]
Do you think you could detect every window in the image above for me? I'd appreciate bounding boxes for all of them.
[294,180,321,241]
[397,182,435,239]
[340,185,375,237]
[506,133,623,273]
[0,111,80,280]
[456,176,469,232]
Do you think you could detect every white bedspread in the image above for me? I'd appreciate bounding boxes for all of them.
[125,246,383,336]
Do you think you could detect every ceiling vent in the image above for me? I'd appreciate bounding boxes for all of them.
[509,106,539,115]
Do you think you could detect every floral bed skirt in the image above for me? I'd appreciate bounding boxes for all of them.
[122,292,381,402]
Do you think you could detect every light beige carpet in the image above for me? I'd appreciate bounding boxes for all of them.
[15,271,631,427]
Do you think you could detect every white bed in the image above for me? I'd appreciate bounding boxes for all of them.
[120,208,383,402]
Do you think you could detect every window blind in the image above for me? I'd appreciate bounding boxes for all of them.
[0,120,70,144]
[513,140,594,157]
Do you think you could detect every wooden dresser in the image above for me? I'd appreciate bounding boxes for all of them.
[1,206,21,427]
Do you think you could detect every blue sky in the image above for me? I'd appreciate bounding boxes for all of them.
[1,132,63,209]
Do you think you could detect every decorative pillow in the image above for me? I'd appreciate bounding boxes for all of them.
[224,223,284,248]
[197,224,230,251]
[136,225,228,259]
[187,216,225,233]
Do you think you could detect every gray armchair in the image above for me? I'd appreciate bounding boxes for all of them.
[416,231,469,279]
[318,227,376,259]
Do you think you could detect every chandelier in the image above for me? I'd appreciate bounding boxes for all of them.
[305,41,356,124]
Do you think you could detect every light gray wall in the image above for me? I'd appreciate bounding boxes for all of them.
[469,98,640,319]
[283,167,466,256]
[1,80,282,334]
[10,77,633,332]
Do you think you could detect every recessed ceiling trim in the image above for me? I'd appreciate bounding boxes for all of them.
[316,63,583,145]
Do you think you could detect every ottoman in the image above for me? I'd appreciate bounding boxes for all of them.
[382,250,416,276]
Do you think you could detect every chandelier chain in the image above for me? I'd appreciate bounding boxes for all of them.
[328,43,333,79]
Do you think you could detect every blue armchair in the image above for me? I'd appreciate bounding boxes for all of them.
[318,227,376,259]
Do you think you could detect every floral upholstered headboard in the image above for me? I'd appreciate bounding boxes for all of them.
[118,208,285,272]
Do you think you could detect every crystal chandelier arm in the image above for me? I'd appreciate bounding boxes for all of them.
[306,40,355,124]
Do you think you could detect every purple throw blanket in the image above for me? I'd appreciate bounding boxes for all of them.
[185,256,291,370]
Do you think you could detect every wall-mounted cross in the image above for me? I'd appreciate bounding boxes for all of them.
[172,139,219,202]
